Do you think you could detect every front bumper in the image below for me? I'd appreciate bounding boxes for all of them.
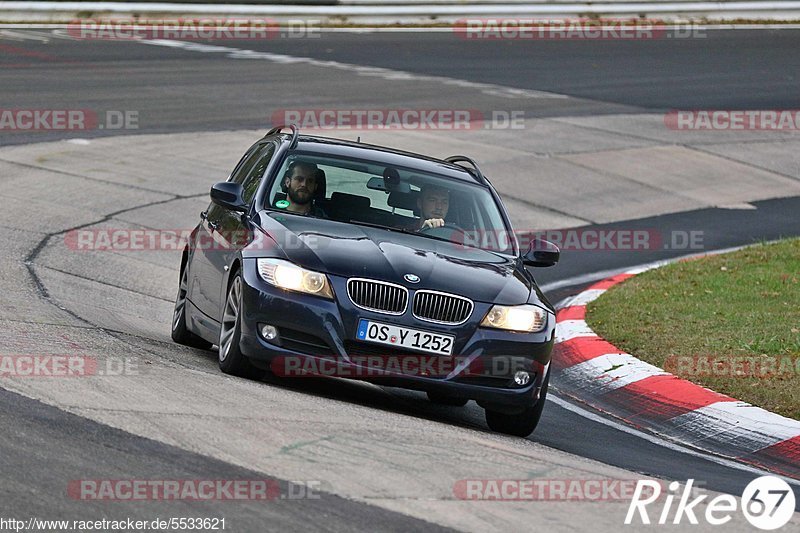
[237,260,555,411]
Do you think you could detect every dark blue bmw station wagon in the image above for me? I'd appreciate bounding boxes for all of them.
[172,125,559,437]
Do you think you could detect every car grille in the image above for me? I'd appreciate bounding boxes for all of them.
[347,278,408,315]
[412,290,473,325]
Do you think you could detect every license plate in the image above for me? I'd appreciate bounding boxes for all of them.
[356,319,455,356]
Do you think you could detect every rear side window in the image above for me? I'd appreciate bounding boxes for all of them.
[229,144,265,185]
[241,144,276,204]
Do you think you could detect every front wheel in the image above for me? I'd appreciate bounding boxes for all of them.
[485,367,550,437]
[218,272,260,378]
[171,262,212,350]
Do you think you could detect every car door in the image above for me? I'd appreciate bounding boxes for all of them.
[189,142,271,320]
[207,142,278,322]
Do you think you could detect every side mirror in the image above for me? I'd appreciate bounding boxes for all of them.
[522,238,560,268]
[210,182,248,212]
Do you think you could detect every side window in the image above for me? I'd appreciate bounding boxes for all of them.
[229,144,265,185]
[241,144,276,205]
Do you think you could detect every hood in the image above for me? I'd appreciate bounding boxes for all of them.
[253,211,532,304]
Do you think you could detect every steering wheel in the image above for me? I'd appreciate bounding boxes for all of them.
[418,222,468,242]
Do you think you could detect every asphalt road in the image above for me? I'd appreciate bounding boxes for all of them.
[2,28,799,146]
[1,28,799,530]
[0,387,454,532]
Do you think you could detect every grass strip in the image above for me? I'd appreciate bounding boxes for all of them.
[587,238,800,420]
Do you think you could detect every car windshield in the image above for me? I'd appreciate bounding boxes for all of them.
[264,152,515,254]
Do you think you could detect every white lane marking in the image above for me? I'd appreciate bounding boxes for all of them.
[541,267,630,294]
[561,353,668,394]
[717,202,758,210]
[0,28,77,41]
[138,39,568,99]
[0,29,25,41]
[563,288,606,307]
[666,401,800,450]
[49,28,74,39]
[44,28,79,40]
[554,319,596,343]
[0,29,50,41]
[624,261,670,275]
[548,394,800,487]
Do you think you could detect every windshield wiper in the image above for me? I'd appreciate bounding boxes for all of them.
[350,219,468,246]
[348,219,417,235]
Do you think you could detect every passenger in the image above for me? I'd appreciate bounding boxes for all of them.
[281,161,326,217]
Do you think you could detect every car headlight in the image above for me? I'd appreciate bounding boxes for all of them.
[256,258,333,299]
[480,304,548,333]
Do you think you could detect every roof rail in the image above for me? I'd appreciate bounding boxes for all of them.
[445,155,487,185]
[266,124,299,149]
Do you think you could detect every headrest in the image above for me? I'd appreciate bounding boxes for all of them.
[314,168,326,201]
[330,192,370,210]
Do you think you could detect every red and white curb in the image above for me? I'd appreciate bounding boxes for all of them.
[552,263,800,479]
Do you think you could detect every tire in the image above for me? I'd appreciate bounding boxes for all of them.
[218,271,261,379]
[485,367,550,437]
[427,391,469,407]
[171,261,213,350]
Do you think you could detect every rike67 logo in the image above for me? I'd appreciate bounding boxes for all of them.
[626,477,796,530]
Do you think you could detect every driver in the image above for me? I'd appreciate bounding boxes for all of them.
[415,184,450,231]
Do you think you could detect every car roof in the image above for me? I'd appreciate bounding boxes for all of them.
[274,133,487,185]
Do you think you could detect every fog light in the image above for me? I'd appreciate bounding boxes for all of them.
[514,371,531,386]
[261,324,278,341]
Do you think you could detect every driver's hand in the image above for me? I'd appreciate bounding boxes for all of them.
[420,218,445,229]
